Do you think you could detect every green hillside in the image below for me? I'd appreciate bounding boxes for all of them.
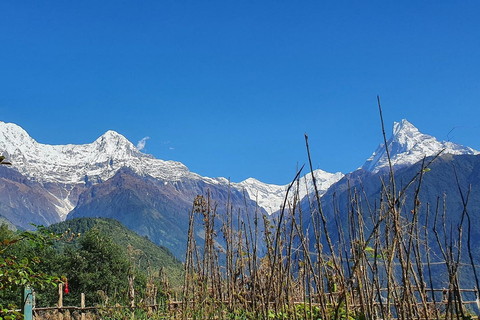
[48,217,184,289]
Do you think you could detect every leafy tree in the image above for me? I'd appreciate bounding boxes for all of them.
[61,229,130,306]
[48,218,184,289]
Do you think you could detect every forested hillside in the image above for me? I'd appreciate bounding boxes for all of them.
[0,217,183,310]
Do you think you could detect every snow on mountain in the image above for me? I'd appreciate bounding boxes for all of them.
[238,178,287,215]
[2,118,478,226]
[362,119,479,173]
[0,121,204,218]
[0,121,344,217]
[296,169,345,200]
[239,169,344,215]
[0,121,194,184]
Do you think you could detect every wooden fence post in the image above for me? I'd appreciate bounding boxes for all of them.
[81,293,86,320]
[58,283,64,320]
[475,287,480,317]
[22,286,33,320]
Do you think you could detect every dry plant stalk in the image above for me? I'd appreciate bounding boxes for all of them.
[177,98,479,319]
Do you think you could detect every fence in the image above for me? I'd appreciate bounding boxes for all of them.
[17,284,480,319]
[23,283,168,320]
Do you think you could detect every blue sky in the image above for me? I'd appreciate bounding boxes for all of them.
[1,1,479,184]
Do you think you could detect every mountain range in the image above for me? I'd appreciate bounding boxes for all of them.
[0,119,477,259]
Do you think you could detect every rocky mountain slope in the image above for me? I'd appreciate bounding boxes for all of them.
[67,166,265,259]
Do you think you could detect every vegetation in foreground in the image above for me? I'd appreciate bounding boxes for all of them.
[177,135,480,319]
[0,218,183,319]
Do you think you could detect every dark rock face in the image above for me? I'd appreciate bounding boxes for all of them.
[0,166,65,229]
[67,167,265,260]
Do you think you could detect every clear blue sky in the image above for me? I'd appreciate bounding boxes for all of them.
[1,1,479,184]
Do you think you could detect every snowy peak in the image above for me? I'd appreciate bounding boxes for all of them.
[394,118,417,134]
[0,121,191,184]
[92,130,147,159]
[0,122,141,162]
[0,121,38,155]
[238,169,344,215]
[95,130,131,147]
[238,178,287,215]
[393,119,420,143]
[296,169,345,200]
[95,130,134,150]
[363,119,479,173]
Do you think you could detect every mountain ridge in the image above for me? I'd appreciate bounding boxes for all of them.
[0,119,477,220]
[0,121,342,216]
[0,119,477,221]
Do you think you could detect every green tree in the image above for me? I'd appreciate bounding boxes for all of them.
[61,229,130,306]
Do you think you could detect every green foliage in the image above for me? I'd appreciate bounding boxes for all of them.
[97,306,171,320]
[60,228,130,306]
[0,224,63,319]
[48,218,184,289]
[262,303,358,320]
[1,217,182,314]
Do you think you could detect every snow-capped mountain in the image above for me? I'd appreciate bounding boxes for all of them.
[238,167,345,215]
[238,169,344,215]
[238,178,287,214]
[362,119,479,173]
[0,122,202,219]
[0,121,342,218]
[0,122,196,185]
[296,169,345,200]
[1,119,476,224]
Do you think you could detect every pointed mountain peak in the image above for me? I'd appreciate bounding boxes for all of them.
[238,169,344,215]
[0,121,39,159]
[101,129,124,138]
[0,121,189,184]
[95,130,130,144]
[363,119,479,173]
[92,130,145,157]
[390,119,429,150]
[0,121,36,143]
[393,119,419,136]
